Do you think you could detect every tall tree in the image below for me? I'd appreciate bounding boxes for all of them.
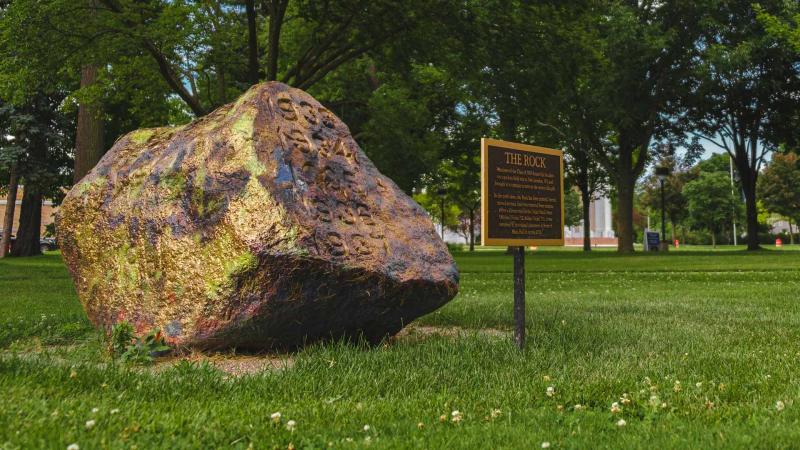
[72,0,105,183]
[529,3,612,252]
[0,95,73,257]
[73,64,104,183]
[757,2,800,52]
[539,66,610,250]
[436,105,490,251]
[588,1,702,252]
[0,162,17,257]
[462,1,568,143]
[640,142,704,243]
[684,171,743,247]
[440,156,480,251]
[4,0,463,189]
[89,0,450,115]
[0,103,21,257]
[758,153,800,244]
[1,0,181,186]
[684,0,800,250]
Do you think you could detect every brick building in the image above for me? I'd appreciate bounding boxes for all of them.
[0,187,57,236]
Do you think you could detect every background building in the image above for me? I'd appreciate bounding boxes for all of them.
[565,195,618,247]
[0,187,57,236]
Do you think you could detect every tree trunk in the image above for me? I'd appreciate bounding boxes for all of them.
[9,187,42,257]
[245,0,259,84]
[789,220,794,245]
[74,64,105,184]
[670,220,676,244]
[741,171,760,250]
[266,0,287,81]
[580,184,591,251]
[0,162,19,257]
[711,232,716,249]
[611,135,647,254]
[468,208,475,251]
[616,170,635,253]
[216,64,227,103]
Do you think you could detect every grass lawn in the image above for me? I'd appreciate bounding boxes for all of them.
[2,247,800,449]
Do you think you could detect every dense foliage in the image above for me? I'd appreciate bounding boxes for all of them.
[1,0,798,254]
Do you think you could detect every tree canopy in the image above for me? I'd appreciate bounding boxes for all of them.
[1,0,798,255]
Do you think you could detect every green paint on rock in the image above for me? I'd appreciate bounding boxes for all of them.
[130,129,156,145]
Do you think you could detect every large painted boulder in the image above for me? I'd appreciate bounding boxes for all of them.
[57,82,458,350]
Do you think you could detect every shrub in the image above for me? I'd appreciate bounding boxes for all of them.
[109,322,170,365]
[110,321,135,356]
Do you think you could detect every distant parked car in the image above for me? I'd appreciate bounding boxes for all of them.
[0,231,14,253]
[0,232,58,253]
[40,237,58,253]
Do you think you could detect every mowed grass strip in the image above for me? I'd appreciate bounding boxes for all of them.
[2,249,800,449]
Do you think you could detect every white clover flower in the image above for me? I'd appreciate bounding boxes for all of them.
[451,410,462,423]
[620,393,631,406]
[649,395,660,406]
[67,444,79,450]
[616,419,627,427]
[543,375,551,382]
[490,408,502,418]
[776,400,785,412]
[546,386,555,397]
[270,412,281,423]
[91,408,99,414]
[673,381,682,393]
[417,422,424,430]
[286,419,296,431]
[695,382,702,389]
[541,442,551,448]
[110,409,119,415]
[610,402,621,414]
[363,425,370,432]
[573,404,583,412]
[85,420,96,430]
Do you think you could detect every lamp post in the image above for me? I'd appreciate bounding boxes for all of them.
[655,165,671,251]
[729,155,738,246]
[436,187,447,240]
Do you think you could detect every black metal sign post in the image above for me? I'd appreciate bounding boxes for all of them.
[513,246,525,349]
[480,138,564,351]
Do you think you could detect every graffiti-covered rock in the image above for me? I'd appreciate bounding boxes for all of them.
[56,82,458,350]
